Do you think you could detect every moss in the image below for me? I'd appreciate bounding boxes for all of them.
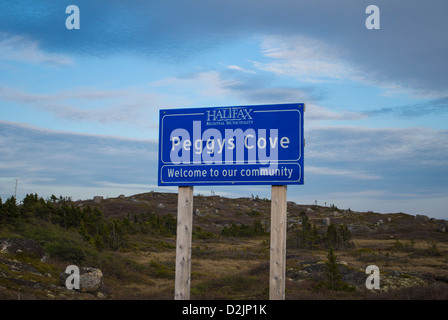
[0,269,12,281]
[14,253,58,276]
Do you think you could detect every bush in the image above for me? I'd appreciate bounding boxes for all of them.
[21,219,97,264]
[136,212,177,236]
[149,259,175,279]
[193,226,217,239]
[288,214,320,249]
[323,223,354,249]
[97,252,149,283]
[221,220,268,237]
[288,217,353,250]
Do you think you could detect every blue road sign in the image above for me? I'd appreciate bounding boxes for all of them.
[158,103,304,186]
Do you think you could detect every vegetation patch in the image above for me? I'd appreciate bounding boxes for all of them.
[1,192,447,300]
[220,220,268,237]
[191,273,268,300]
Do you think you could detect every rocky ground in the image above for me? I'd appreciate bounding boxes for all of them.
[1,191,447,300]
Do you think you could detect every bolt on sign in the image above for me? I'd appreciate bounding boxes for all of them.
[158,103,304,186]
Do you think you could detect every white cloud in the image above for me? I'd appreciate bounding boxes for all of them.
[0,121,158,197]
[306,166,381,180]
[0,33,73,65]
[227,65,256,74]
[253,35,355,83]
[305,104,365,122]
[251,34,448,99]
[149,70,360,117]
[150,71,237,102]
[306,126,448,164]
[0,84,162,126]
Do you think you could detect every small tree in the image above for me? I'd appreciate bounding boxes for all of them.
[325,223,339,248]
[319,247,354,291]
[324,223,353,249]
[288,213,321,249]
[0,197,3,227]
[3,196,19,226]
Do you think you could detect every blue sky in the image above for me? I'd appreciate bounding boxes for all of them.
[1,1,447,219]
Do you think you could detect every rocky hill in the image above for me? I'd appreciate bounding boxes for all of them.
[0,191,447,300]
[78,191,448,238]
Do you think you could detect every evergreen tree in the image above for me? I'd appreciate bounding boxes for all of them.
[320,247,353,291]
[0,197,4,228]
[325,223,339,248]
[3,196,19,225]
[50,194,58,204]
[324,223,353,249]
[338,224,353,248]
[21,193,39,219]
[323,247,342,289]
[93,233,105,251]
[290,213,321,249]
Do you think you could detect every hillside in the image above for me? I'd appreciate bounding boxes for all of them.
[1,191,448,300]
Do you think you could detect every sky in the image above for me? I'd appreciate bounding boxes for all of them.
[1,1,447,219]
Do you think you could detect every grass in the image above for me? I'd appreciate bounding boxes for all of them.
[191,272,268,300]
[1,191,448,300]
[1,226,447,300]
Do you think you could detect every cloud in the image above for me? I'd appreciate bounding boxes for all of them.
[227,65,256,74]
[306,126,448,165]
[0,84,162,126]
[253,35,356,83]
[151,65,332,106]
[251,31,448,99]
[306,166,381,180]
[306,104,366,122]
[225,84,314,105]
[151,71,236,102]
[1,120,447,218]
[150,70,365,121]
[309,126,448,200]
[0,33,73,65]
[1,1,447,95]
[365,97,448,118]
[0,121,158,197]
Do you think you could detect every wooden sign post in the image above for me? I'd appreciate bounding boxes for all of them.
[173,185,289,300]
[269,185,287,300]
[174,186,194,300]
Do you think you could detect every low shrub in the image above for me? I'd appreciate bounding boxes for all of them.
[221,220,268,237]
